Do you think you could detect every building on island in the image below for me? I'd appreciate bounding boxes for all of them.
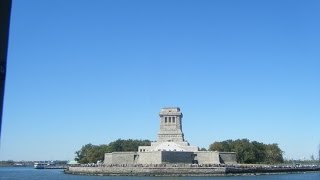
[104,107,236,165]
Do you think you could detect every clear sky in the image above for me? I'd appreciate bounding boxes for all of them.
[0,0,319,161]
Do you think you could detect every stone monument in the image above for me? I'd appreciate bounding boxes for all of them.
[138,107,198,152]
[104,107,236,165]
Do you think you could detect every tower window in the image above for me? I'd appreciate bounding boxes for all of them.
[172,117,175,123]
[169,117,171,123]
[165,117,167,123]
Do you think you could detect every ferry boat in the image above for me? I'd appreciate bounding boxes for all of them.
[34,162,66,169]
[34,162,48,169]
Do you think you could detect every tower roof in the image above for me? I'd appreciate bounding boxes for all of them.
[159,107,182,116]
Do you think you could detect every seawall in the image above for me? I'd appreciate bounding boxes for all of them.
[226,166,320,174]
[66,166,226,176]
[66,165,320,176]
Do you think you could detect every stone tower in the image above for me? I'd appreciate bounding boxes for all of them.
[138,107,199,152]
[158,107,185,142]
[105,107,237,165]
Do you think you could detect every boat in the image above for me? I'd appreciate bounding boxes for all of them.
[34,162,66,169]
[34,162,48,169]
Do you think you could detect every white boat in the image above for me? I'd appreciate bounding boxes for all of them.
[34,162,48,169]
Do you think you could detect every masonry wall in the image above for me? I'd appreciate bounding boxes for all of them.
[111,152,137,164]
[138,146,152,152]
[104,153,112,164]
[219,152,237,164]
[195,151,220,164]
[161,151,194,164]
[105,151,236,165]
[67,166,226,176]
[183,146,199,152]
[137,151,162,164]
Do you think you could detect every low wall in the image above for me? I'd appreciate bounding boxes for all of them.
[66,165,320,176]
[226,166,320,174]
[219,152,237,164]
[66,166,226,176]
[162,151,194,164]
[138,151,162,164]
[196,151,220,164]
[112,152,137,164]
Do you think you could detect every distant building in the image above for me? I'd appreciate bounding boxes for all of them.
[104,107,236,165]
[138,107,198,152]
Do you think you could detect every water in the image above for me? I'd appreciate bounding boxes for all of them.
[0,167,319,180]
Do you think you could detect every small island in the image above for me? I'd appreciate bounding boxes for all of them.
[65,107,320,176]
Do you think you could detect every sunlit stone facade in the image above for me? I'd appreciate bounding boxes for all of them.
[138,107,198,153]
[104,107,236,165]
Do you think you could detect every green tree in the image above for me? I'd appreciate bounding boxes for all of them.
[199,147,207,151]
[208,139,284,164]
[108,139,150,152]
[75,139,151,163]
[264,144,284,164]
[75,144,105,164]
[209,142,224,152]
[233,139,256,163]
[209,140,233,152]
[252,141,266,163]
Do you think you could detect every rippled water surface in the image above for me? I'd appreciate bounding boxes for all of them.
[0,167,320,180]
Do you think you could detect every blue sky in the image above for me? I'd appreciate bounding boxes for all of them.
[0,0,319,161]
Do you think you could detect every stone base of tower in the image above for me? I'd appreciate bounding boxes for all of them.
[103,107,237,166]
[138,141,198,152]
[104,151,237,165]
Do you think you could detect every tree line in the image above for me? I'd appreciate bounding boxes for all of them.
[75,139,150,164]
[209,139,284,164]
[75,138,284,164]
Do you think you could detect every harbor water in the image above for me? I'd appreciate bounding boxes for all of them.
[0,167,319,180]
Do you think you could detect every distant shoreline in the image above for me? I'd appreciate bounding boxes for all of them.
[0,165,31,167]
